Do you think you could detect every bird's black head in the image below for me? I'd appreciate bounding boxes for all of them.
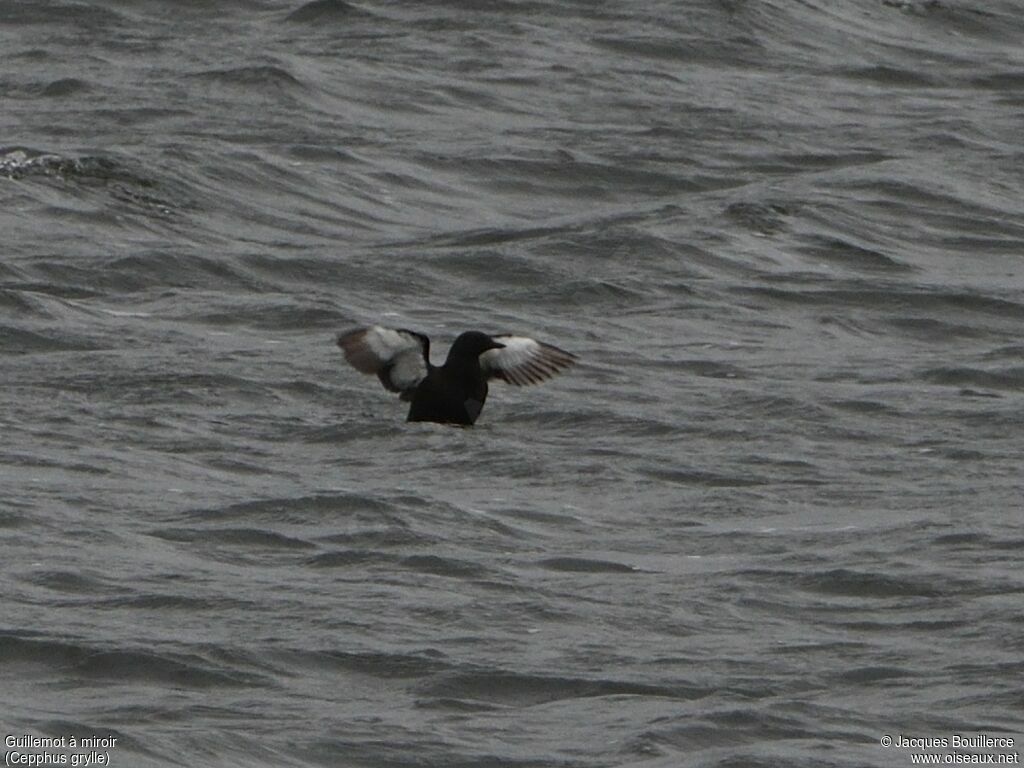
[446,331,504,364]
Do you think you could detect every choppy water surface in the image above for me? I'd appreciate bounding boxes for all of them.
[2,1,1023,766]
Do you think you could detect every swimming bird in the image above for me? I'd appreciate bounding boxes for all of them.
[336,326,577,425]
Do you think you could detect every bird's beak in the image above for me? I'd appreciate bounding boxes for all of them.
[489,340,505,350]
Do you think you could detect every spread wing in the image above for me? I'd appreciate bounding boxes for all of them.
[480,335,577,386]
[336,326,430,399]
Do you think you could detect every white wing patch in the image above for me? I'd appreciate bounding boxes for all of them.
[480,335,577,386]
[337,326,429,395]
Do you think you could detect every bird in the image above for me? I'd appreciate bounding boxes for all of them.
[336,325,577,425]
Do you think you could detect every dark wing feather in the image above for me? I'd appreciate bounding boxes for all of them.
[336,326,430,397]
[480,335,577,386]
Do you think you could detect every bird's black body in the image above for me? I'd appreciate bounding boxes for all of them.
[336,327,576,426]
[406,332,503,425]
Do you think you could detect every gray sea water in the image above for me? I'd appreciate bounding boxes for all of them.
[2,1,1023,766]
